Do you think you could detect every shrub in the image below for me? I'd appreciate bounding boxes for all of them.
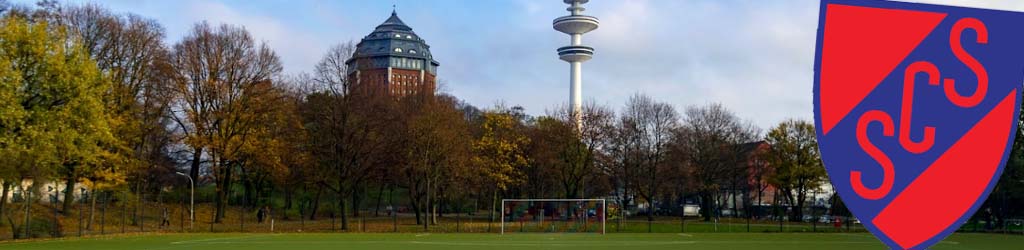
[12,216,61,239]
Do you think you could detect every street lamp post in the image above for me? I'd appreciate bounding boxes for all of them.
[175,172,194,230]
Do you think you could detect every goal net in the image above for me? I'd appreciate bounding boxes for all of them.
[501,199,605,234]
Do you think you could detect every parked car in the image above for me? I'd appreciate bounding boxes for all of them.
[683,204,700,217]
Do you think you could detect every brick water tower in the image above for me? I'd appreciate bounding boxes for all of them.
[347,10,440,96]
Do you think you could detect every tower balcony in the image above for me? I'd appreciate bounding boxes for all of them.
[553,15,599,35]
[558,45,594,62]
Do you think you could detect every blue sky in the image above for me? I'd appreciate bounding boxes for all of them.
[28,0,1024,129]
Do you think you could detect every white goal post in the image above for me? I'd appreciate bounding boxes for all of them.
[501,199,606,234]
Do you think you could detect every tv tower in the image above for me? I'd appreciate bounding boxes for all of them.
[554,0,598,129]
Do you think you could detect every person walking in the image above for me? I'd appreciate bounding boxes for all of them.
[257,206,266,223]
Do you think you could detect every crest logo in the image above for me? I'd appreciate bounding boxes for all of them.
[813,0,1024,248]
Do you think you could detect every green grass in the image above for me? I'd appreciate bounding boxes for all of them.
[0,232,1021,250]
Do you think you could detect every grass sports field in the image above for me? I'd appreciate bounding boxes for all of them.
[0,233,1021,250]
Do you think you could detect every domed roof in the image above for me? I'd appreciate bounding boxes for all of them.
[349,11,439,67]
[375,10,412,32]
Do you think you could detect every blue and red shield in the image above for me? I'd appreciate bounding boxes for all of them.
[814,0,1024,248]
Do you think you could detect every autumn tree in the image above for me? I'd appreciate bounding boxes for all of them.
[233,80,301,208]
[747,143,772,219]
[51,3,171,226]
[396,93,472,227]
[534,103,613,199]
[302,91,393,228]
[0,15,112,233]
[675,103,759,221]
[278,75,317,216]
[312,41,355,95]
[300,43,352,220]
[472,107,530,224]
[301,42,394,229]
[523,117,564,199]
[601,106,647,229]
[616,94,679,232]
[765,119,825,222]
[167,22,282,222]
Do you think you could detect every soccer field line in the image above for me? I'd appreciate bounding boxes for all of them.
[160,240,701,246]
[157,239,888,246]
[169,234,278,245]
[164,239,887,247]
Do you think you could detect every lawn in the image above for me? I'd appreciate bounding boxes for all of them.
[0,232,1021,250]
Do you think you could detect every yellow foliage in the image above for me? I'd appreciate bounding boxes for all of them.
[472,111,530,190]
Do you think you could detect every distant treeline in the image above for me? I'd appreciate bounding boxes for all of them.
[0,1,1020,239]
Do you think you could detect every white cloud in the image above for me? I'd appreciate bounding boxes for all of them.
[179,0,328,75]
[87,0,1024,130]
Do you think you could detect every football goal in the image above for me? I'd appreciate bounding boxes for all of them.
[501,199,606,234]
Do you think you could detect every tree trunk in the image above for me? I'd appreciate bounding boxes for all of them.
[472,191,479,216]
[616,184,627,232]
[121,191,126,233]
[88,186,97,230]
[678,191,685,232]
[792,188,805,222]
[131,183,139,226]
[700,191,713,222]
[438,197,446,219]
[284,186,293,210]
[410,191,422,225]
[23,185,31,239]
[647,199,654,233]
[431,202,438,226]
[101,192,107,234]
[374,184,385,217]
[189,148,202,185]
[5,207,15,238]
[242,174,253,208]
[389,186,396,232]
[309,187,322,220]
[138,189,144,232]
[488,188,497,232]
[756,188,763,219]
[253,178,263,208]
[352,188,361,218]
[423,195,430,231]
[731,186,738,218]
[215,164,232,223]
[338,196,349,230]
[0,181,9,224]
[775,191,783,231]
[62,174,76,214]
[426,177,433,228]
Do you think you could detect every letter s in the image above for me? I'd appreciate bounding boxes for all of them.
[852,110,896,200]
[945,17,988,108]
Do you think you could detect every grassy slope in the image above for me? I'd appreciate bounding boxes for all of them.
[0,232,1020,250]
